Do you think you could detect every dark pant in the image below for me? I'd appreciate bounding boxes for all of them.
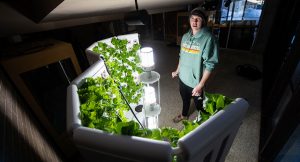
[179,79,204,117]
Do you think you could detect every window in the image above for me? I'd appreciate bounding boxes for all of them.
[221,0,264,24]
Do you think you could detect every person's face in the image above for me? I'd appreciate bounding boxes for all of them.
[190,15,202,32]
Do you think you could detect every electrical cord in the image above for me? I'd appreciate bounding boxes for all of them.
[118,86,145,129]
[135,0,138,10]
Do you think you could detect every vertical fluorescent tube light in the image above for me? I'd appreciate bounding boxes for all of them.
[144,86,159,129]
[144,86,156,106]
[146,117,158,129]
[140,47,154,69]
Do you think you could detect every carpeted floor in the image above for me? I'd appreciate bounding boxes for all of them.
[141,39,262,162]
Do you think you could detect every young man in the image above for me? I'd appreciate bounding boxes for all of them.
[172,7,219,123]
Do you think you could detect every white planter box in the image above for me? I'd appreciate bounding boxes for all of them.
[67,57,249,162]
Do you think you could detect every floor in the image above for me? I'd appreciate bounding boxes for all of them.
[141,39,262,162]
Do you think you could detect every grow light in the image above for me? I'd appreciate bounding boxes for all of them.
[140,47,154,71]
[145,116,158,129]
[139,46,161,129]
[144,86,156,105]
[143,86,161,129]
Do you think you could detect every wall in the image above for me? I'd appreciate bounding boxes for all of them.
[251,0,281,54]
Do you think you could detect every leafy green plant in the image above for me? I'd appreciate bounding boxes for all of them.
[92,37,143,104]
[78,77,129,131]
[196,92,234,124]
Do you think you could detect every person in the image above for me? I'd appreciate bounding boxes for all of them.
[172,7,219,123]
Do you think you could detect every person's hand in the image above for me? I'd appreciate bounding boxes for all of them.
[172,71,179,78]
[192,83,204,96]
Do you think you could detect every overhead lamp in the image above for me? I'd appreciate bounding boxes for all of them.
[125,10,150,26]
[124,0,150,25]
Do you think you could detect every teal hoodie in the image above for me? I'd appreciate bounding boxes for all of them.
[179,27,219,88]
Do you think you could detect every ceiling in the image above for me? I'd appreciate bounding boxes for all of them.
[0,0,201,37]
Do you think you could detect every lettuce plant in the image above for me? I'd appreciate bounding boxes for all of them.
[92,37,143,104]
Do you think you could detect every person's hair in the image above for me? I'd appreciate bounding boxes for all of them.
[189,8,207,27]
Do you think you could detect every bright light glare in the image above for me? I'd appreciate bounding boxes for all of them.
[144,86,156,105]
[140,47,154,67]
[146,116,158,129]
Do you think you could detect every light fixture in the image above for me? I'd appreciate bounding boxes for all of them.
[138,46,161,129]
[139,47,159,82]
[145,116,158,129]
[124,0,150,26]
[143,86,160,129]
[144,86,156,105]
[140,47,154,71]
[125,10,150,26]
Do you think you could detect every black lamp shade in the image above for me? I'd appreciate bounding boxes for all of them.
[124,10,150,26]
